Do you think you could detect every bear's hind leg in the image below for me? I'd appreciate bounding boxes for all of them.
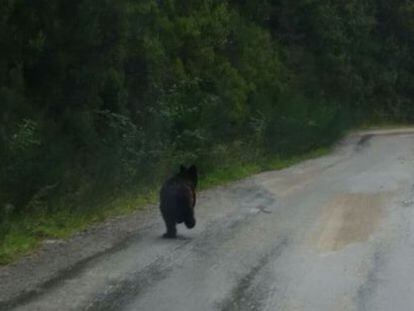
[162,217,177,238]
[184,217,196,229]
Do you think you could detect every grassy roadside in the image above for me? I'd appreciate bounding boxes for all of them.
[0,147,329,265]
[355,119,414,131]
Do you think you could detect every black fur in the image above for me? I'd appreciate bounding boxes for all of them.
[159,165,198,238]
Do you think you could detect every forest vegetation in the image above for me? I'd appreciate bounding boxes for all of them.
[0,0,413,262]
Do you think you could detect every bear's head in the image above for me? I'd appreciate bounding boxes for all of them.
[179,164,198,189]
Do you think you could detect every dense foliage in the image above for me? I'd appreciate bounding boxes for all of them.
[0,0,413,225]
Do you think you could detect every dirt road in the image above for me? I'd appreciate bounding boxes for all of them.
[2,129,414,311]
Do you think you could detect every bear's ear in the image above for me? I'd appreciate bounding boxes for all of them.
[188,165,198,185]
[188,165,197,174]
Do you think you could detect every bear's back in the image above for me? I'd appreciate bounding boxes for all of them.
[160,178,195,209]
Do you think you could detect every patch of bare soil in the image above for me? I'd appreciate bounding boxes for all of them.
[313,192,392,251]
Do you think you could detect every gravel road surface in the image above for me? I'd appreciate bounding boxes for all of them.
[2,129,414,311]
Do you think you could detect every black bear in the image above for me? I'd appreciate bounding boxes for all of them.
[159,165,198,238]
